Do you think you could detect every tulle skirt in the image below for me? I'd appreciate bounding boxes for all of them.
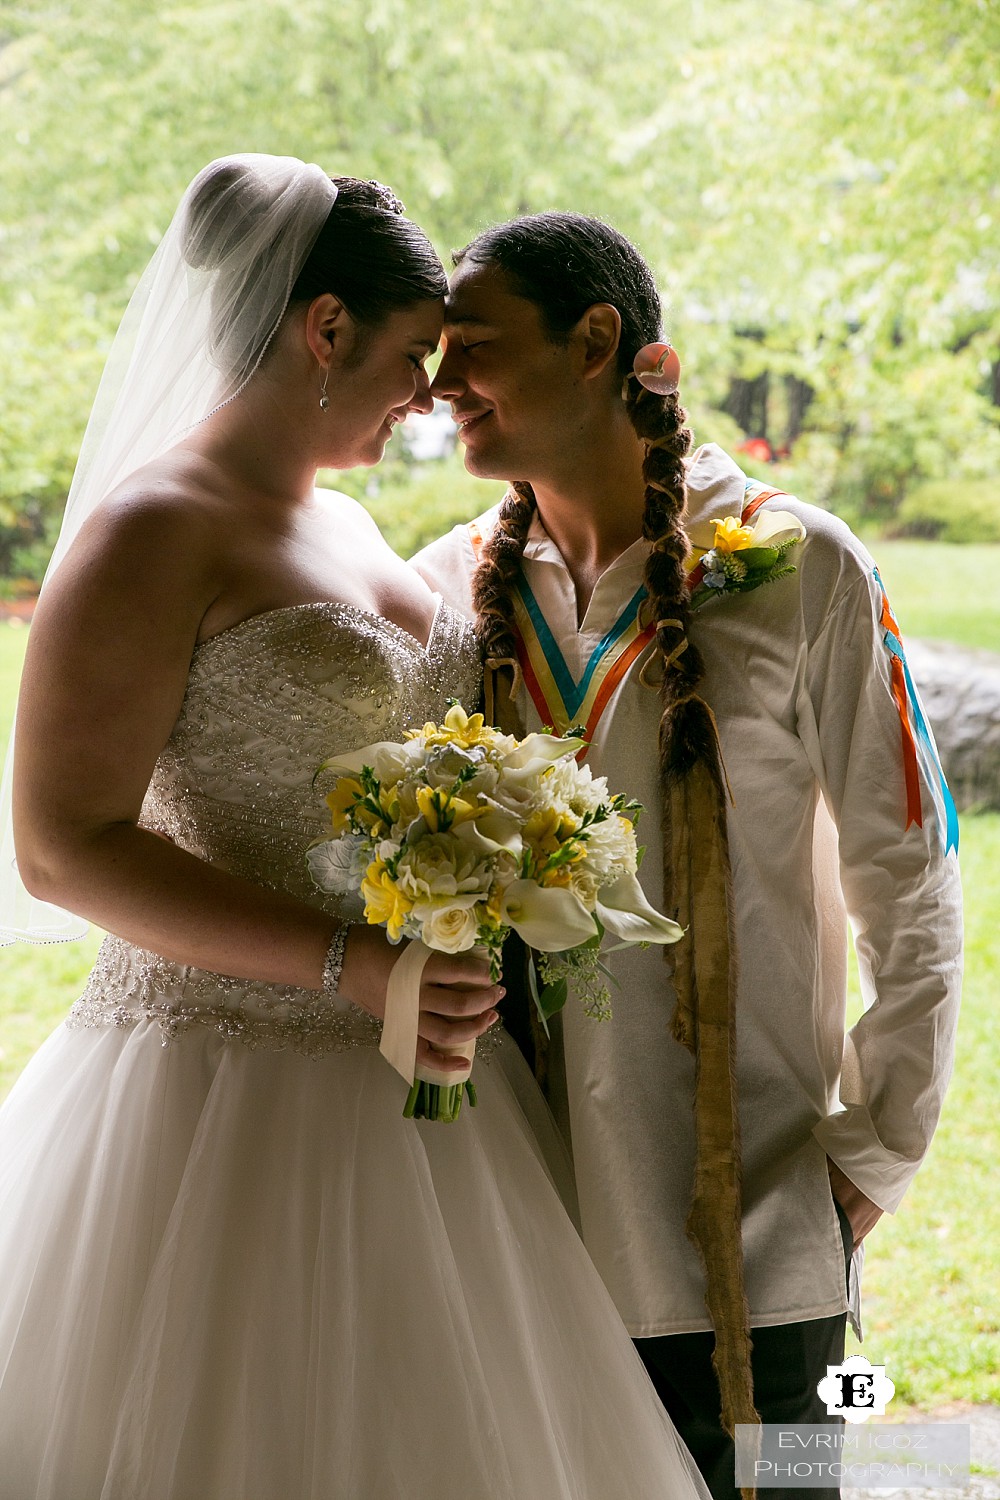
[0,1019,707,1500]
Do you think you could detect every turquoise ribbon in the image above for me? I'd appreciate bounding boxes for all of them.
[875,569,959,855]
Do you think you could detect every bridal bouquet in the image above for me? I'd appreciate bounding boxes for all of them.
[308,704,682,1121]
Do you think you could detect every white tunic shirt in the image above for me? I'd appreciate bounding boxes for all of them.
[411,444,963,1336]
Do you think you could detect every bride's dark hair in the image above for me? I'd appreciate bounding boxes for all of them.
[183,165,447,379]
[289,177,447,323]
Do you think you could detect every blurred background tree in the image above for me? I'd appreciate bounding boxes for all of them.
[1,0,998,1411]
[1,0,998,585]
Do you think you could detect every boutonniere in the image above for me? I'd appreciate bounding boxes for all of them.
[685,510,806,610]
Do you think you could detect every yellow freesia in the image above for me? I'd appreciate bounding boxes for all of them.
[712,516,755,553]
[484,881,506,923]
[414,703,503,751]
[523,806,563,855]
[325,777,363,835]
[524,806,580,856]
[361,860,413,943]
[415,784,481,831]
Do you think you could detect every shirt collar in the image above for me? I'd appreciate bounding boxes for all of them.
[520,442,748,563]
[681,443,749,549]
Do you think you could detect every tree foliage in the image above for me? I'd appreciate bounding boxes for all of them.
[1,0,998,582]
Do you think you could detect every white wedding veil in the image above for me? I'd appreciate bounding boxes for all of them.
[0,154,338,943]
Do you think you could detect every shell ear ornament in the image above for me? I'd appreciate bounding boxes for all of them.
[633,342,681,395]
[319,366,331,411]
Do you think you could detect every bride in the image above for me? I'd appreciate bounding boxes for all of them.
[0,155,708,1500]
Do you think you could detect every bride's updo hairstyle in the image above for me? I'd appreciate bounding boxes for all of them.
[460,214,715,808]
[182,160,446,386]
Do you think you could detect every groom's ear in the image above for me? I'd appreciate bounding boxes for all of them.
[574,303,622,383]
[304,293,352,368]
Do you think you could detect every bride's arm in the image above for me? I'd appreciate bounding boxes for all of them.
[12,497,500,1069]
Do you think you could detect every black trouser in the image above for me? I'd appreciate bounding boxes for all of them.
[636,1202,854,1499]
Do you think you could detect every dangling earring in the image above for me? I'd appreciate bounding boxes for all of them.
[319,367,330,412]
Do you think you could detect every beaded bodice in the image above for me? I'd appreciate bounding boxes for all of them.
[69,599,482,1054]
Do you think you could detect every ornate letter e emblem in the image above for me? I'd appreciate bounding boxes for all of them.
[817,1354,896,1423]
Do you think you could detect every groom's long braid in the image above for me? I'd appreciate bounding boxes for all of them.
[472,482,536,667]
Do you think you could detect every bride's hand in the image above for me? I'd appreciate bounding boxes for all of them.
[338,927,503,1074]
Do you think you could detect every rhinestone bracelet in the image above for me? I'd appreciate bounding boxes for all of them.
[321,924,350,1010]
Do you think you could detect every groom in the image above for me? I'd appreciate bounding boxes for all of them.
[411,213,962,1498]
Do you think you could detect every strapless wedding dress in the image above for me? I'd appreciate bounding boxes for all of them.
[0,599,707,1500]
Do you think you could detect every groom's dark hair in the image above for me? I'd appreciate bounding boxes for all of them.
[455,211,661,380]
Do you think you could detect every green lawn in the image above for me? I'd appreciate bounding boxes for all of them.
[859,540,1000,652]
[1,535,998,1410]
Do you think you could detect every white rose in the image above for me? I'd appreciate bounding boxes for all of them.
[420,904,480,953]
[371,743,418,786]
[423,743,483,788]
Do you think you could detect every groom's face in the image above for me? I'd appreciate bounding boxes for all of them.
[431,262,582,484]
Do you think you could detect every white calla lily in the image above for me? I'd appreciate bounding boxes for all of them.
[501,880,598,952]
[686,507,806,555]
[319,740,403,778]
[595,872,684,945]
[501,733,585,772]
[747,508,806,549]
[451,811,523,858]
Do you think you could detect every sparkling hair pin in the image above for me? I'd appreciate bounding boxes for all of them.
[368,180,405,215]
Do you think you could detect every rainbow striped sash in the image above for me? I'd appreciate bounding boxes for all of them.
[874,568,958,854]
[511,575,656,756]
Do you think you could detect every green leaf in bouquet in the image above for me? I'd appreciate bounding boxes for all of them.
[539,978,568,1018]
[527,955,569,1036]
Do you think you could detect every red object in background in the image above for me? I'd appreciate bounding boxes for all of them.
[0,597,37,622]
[736,436,774,463]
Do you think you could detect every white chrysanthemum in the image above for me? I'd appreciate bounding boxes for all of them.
[579,813,638,882]
[543,757,608,816]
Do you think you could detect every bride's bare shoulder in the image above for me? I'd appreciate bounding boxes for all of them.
[311,483,382,534]
[41,456,229,638]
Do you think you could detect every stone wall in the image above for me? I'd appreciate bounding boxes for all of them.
[907,640,1000,813]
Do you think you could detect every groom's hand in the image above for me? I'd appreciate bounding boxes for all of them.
[340,929,502,1073]
[827,1159,884,1248]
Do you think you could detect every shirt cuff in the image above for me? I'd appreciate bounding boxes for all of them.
[812,1106,924,1214]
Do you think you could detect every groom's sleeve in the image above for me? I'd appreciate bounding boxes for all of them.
[801,562,963,1215]
[409,525,479,621]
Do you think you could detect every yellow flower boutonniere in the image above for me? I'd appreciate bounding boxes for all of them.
[687,508,807,609]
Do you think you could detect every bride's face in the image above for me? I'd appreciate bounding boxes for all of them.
[325,300,443,469]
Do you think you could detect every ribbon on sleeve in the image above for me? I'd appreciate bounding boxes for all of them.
[874,569,959,855]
